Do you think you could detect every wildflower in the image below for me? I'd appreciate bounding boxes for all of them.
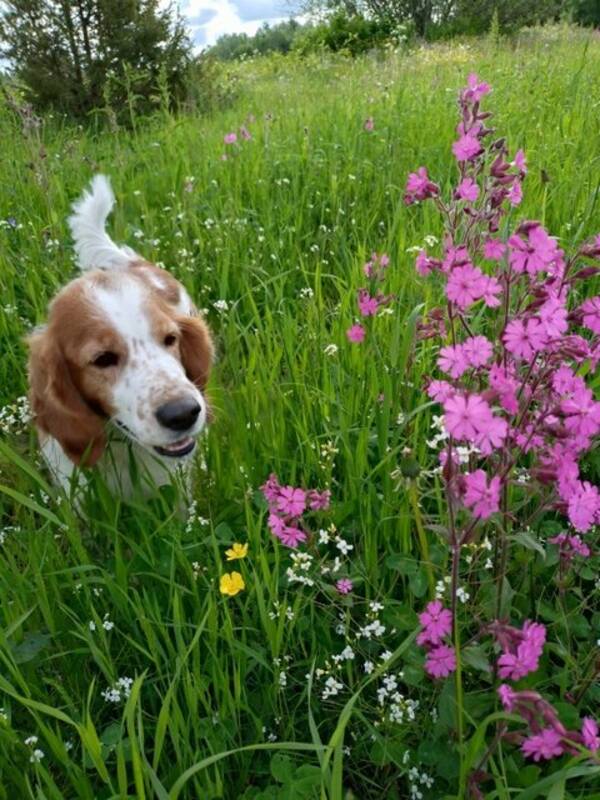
[503,318,547,360]
[363,660,374,674]
[508,225,559,276]
[438,344,469,379]
[417,600,452,646]
[404,167,439,204]
[452,133,483,162]
[324,343,338,356]
[336,578,353,594]
[463,72,491,103]
[364,117,374,131]
[567,481,600,532]
[497,621,546,680]
[483,238,506,260]
[443,393,493,441]
[219,571,245,597]
[239,125,252,141]
[507,181,523,206]
[513,148,527,175]
[581,297,600,334]
[463,470,501,519]
[277,487,306,517]
[521,728,563,762]
[456,177,479,202]
[582,718,600,753]
[225,542,248,560]
[498,684,516,711]
[346,324,366,343]
[425,645,456,678]
[357,289,380,316]
[445,263,487,309]
[277,525,307,548]
[224,132,237,144]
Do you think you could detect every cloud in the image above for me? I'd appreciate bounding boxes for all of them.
[179,1,301,49]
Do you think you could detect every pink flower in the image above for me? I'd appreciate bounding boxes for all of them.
[277,525,307,548]
[452,133,483,162]
[498,684,516,712]
[464,73,491,103]
[489,364,519,414]
[552,365,584,396]
[497,621,546,680]
[481,276,502,307]
[336,578,353,594]
[503,318,547,360]
[404,167,439,204]
[483,238,506,260]
[538,297,568,338]
[456,177,479,202]
[462,335,493,368]
[307,489,330,511]
[580,296,600,334]
[358,290,379,317]
[346,324,366,343]
[562,387,600,438]
[427,380,454,403]
[224,132,237,144]
[443,393,493,441]
[446,263,487,309]
[239,125,252,141]
[417,600,452,646]
[277,486,307,517]
[463,470,501,519]
[416,249,440,276]
[568,480,600,532]
[521,728,564,762]
[507,180,523,206]
[364,117,374,131]
[549,533,591,560]
[438,344,469,379]
[261,474,282,505]
[508,225,559,276]
[513,148,527,175]
[582,718,600,753]
[425,644,456,678]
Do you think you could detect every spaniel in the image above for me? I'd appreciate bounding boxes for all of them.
[27,176,214,497]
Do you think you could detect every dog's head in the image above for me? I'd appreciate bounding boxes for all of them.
[28,177,214,466]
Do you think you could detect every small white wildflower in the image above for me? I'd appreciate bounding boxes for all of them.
[30,749,45,763]
[278,671,287,687]
[335,538,353,556]
[456,587,470,604]
[363,660,374,674]
[380,650,393,662]
[24,736,38,747]
[213,299,229,313]
[88,621,96,632]
[323,343,338,356]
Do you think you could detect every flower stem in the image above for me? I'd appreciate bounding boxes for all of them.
[409,482,435,597]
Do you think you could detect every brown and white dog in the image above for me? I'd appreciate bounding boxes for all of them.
[27,176,213,496]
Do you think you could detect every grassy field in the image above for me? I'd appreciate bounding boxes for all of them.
[1,24,600,799]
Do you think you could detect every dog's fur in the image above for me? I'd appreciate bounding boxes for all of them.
[28,176,213,496]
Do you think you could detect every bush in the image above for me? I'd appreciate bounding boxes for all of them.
[292,11,404,56]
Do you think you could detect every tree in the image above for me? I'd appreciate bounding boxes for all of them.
[0,0,194,118]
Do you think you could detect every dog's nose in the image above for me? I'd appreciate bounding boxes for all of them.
[156,397,201,431]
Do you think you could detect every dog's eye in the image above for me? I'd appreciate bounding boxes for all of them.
[164,334,177,347]
[92,351,119,368]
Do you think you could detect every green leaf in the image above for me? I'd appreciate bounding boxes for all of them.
[271,753,293,784]
[11,632,52,664]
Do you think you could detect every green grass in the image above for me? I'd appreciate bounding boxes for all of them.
[1,24,600,799]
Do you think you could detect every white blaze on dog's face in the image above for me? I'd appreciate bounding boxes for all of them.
[27,262,213,465]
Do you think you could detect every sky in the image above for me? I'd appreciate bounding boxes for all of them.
[177,1,303,49]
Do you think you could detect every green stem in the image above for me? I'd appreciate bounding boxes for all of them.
[451,542,466,796]
[409,482,435,597]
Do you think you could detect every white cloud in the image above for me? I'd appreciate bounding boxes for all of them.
[179,1,297,49]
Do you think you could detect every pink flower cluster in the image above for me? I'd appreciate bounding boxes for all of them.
[409,71,600,535]
[221,120,253,159]
[417,601,456,678]
[490,620,546,681]
[260,473,330,549]
[346,252,393,345]
[498,685,600,762]
[548,532,591,563]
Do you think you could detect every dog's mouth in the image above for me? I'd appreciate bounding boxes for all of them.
[113,421,197,459]
[153,437,196,458]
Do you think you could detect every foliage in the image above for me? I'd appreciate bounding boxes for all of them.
[0,0,194,120]
[1,24,600,800]
[209,19,304,61]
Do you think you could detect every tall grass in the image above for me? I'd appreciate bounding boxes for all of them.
[1,25,600,799]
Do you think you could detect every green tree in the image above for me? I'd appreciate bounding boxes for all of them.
[0,0,193,118]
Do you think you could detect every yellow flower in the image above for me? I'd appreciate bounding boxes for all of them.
[219,571,245,597]
[225,542,248,561]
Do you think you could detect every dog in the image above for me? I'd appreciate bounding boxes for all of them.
[27,175,214,497]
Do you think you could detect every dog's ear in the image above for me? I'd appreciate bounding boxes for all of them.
[178,315,214,390]
[27,329,106,466]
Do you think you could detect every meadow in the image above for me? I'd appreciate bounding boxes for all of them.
[1,24,600,799]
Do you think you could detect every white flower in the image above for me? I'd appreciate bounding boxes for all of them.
[24,736,38,746]
[363,660,374,674]
[101,676,133,704]
[30,749,45,763]
[102,614,114,631]
[89,621,96,631]
[335,538,353,556]
[318,528,330,544]
[380,650,393,662]
[299,287,314,299]
[213,299,229,313]
[322,676,344,699]
[456,587,470,604]
[323,343,338,356]
[369,601,384,613]
[278,671,287,687]
[340,646,354,661]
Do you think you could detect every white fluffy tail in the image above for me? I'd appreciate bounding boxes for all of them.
[68,175,138,271]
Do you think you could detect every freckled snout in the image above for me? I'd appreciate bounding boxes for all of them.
[156,396,201,432]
